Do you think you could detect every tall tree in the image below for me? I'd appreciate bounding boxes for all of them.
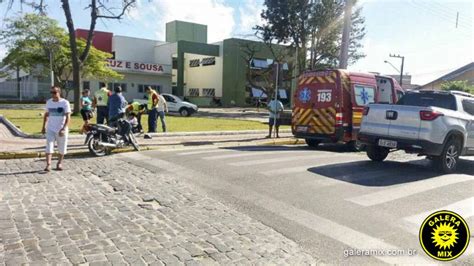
[5,0,136,112]
[256,0,366,73]
[60,0,135,113]
[0,14,122,97]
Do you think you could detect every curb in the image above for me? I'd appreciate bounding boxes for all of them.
[0,115,41,138]
[0,115,292,140]
[260,138,305,146]
[68,129,293,140]
[0,146,157,160]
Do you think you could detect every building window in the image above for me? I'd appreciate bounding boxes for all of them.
[202,88,215,97]
[189,59,200,67]
[138,84,160,93]
[108,82,127,92]
[172,58,178,69]
[187,88,199,97]
[201,57,216,66]
[83,81,90,90]
[250,58,269,69]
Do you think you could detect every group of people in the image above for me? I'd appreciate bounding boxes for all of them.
[41,84,168,172]
[79,83,168,134]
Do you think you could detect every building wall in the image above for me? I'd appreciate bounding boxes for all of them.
[113,36,165,63]
[166,21,207,44]
[84,73,171,102]
[184,51,223,97]
[221,38,293,106]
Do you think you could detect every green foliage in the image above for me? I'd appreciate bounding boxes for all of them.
[441,80,474,94]
[0,13,122,96]
[256,0,366,71]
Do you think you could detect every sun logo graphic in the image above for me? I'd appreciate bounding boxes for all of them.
[420,210,470,261]
[431,222,458,250]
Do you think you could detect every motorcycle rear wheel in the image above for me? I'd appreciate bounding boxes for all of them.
[87,136,107,156]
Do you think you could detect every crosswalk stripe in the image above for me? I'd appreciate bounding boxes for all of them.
[203,150,316,160]
[346,175,473,207]
[178,149,233,156]
[260,157,363,176]
[402,197,474,234]
[229,154,344,167]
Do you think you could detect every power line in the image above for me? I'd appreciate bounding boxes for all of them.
[421,0,471,25]
[408,0,472,31]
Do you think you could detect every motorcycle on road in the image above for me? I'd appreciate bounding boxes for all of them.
[84,119,140,156]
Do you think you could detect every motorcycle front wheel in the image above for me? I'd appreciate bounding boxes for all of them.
[128,133,140,151]
[87,136,107,156]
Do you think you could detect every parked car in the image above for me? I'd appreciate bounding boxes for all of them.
[292,69,404,150]
[161,93,198,116]
[358,90,474,173]
[134,93,199,117]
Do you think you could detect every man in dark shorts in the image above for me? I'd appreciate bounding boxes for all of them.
[266,97,284,138]
[80,89,93,134]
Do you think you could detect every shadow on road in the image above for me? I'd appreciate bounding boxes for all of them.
[0,170,44,176]
[308,159,474,187]
[223,143,358,153]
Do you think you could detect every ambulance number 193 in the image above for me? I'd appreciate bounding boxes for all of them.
[317,91,332,102]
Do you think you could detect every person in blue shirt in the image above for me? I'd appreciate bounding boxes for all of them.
[107,86,127,125]
[80,89,93,134]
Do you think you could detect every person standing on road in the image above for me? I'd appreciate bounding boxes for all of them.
[107,86,128,125]
[93,83,111,124]
[41,86,71,172]
[155,91,168,132]
[266,97,284,138]
[145,86,159,133]
[79,89,93,134]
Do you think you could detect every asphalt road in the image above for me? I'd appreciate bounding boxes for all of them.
[121,144,474,264]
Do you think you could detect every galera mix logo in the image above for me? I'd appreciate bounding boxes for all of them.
[419,210,470,261]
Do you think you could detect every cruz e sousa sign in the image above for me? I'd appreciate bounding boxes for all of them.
[106,59,166,74]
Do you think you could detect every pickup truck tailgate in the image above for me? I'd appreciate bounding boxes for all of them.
[386,105,422,139]
[360,104,390,136]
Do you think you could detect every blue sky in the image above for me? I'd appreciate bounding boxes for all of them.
[1,0,472,85]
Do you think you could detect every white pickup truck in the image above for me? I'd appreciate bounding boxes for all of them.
[358,90,474,173]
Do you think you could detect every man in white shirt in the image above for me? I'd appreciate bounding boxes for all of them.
[41,86,71,171]
[156,92,168,132]
[267,97,284,138]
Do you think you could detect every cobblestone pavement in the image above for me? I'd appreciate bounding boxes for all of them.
[0,157,315,265]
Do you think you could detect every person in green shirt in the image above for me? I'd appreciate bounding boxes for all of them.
[80,89,93,134]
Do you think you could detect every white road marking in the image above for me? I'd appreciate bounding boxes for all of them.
[203,150,316,160]
[229,154,344,166]
[346,174,473,207]
[401,197,474,236]
[260,157,364,176]
[178,148,233,156]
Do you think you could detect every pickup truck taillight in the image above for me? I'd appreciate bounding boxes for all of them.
[362,107,370,116]
[335,112,344,126]
[420,110,444,121]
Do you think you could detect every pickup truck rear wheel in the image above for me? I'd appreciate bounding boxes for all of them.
[435,138,461,174]
[366,145,389,162]
[305,139,320,148]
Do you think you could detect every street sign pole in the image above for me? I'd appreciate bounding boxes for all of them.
[273,63,279,138]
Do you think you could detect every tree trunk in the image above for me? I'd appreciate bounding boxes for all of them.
[61,0,80,113]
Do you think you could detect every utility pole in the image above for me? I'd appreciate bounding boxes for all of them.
[339,0,353,69]
[273,62,280,138]
[389,54,405,87]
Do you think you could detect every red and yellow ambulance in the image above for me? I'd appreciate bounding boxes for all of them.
[292,69,404,150]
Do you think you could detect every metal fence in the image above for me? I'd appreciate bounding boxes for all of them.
[0,80,52,102]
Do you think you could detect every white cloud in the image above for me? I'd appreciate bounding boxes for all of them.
[236,0,264,38]
[129,0,235,43]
